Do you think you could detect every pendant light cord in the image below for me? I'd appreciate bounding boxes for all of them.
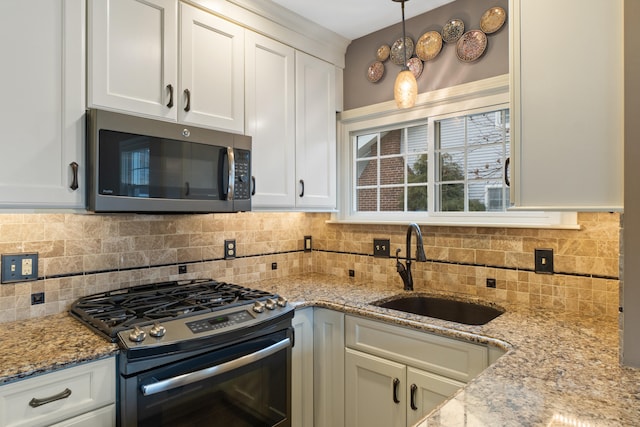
[401,0,408,71]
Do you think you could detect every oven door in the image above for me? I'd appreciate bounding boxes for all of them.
[121,328,292,427]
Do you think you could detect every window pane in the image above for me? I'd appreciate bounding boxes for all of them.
[439,183,464,211]
[357,159,377,186]
[439,151,464,182]
[439,117,465,150]
[381,187,404,211]
[357,134,377,159]
[467,145,505,181]
[380,157,405,185]
[357,188,377,211]
[407,125,428,153]
[467,112,505,147]
[380,130,403,155]
[408,154,427,184]
[468,182,489,211]
[408,186,427,211]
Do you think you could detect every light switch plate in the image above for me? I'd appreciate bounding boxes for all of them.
[534,249,554,274]
[1,253,38,283]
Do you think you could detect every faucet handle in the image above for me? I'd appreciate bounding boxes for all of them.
[395,248,402,261]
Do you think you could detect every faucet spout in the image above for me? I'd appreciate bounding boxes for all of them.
[398,223,427,291]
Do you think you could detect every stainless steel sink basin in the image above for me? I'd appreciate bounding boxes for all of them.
[373,295,504,325]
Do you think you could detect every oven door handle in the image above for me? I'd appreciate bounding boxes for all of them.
[140,337,292,396]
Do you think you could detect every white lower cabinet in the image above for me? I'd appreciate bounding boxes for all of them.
[291,307,345,427]
[292,307,315,427]
[345,316,489,427]
[0,357,115,427]
[313,308,344,427]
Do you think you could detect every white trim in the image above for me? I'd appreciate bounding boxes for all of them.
[335,75,579,229]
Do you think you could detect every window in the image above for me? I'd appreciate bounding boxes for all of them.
[435,109,510,212]
[335,76,577,228]
[355,125,428,213]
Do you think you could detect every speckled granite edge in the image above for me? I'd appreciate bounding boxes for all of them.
[0,313,119,385]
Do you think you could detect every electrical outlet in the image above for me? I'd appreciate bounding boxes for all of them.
[272,262,278,270]
[224,240,236,259]
[486,278,497,288]
[1,253,38,283]
[178,265,187,274]
[373,239,390,258]
[304,236,312,252]
[31,292,44,305]
[534,249,554,274]
[349,269,355,277]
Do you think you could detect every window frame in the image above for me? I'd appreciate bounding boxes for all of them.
[334,75,578,229]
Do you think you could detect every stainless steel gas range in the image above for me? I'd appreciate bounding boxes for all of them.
[70,279,294,427]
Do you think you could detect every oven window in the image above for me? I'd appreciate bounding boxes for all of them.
[136,332,290,427]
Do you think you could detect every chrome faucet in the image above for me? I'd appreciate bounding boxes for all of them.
[396,223,427,291]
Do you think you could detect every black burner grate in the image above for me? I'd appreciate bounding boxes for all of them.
[69,279,277,341]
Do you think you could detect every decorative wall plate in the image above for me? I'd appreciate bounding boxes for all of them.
[456,30,487,62]
[376,44,390,62]
[407,57,423,79]
[480,6,506,34]
[367,61,385,83]
[390,37,415,65]
[415,31,443,61]
[441,18,465,43]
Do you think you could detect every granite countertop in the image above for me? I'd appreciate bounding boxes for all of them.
[0,313,119,384]
[1,273,639,426]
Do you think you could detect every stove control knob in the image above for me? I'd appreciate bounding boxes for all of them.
[129,326,147,343]
[253,301,266,313]
[149,322,166,338]
[276,296,288,307]
[265,298,277,310]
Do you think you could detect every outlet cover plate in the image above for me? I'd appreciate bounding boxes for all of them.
[373,239,391,258]
[224,240,236,259]
[1,253,38,283]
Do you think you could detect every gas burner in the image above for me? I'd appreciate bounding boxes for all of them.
[69,279,280,342]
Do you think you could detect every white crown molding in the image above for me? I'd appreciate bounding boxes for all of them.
[186,0,350,68]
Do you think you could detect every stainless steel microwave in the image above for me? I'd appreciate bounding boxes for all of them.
[86,109,251,213]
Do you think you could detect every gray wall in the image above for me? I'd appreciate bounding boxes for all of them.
[343,0,508,111]
[623,0,640,367]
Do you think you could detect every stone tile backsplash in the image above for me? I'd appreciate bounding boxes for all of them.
[0,211,620,322]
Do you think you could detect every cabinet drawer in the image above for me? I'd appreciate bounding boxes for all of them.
[346,316,487,382]
[0,358,115,427]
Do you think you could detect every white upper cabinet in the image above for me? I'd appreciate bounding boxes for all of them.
[294,51,337,210]
[245,32,296,207]
[88,0,178,121]
[510,0,624,210]
[0,0,85,209]
[88,0,244,133]
[179,3,244,133]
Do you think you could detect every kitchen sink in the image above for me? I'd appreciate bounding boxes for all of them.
[372,295,504,325]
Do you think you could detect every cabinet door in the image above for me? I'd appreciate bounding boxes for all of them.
[245,32,296,208]
[291,308,314,427]
[180,3,244,133]
[0,0,84,208]
[406,367,464,426]
[313,308,345,427]
[345,348,405,427]
[0,358,115,427]
[295,51,337,210]
[510,0,623,210]
[88,0,177,120]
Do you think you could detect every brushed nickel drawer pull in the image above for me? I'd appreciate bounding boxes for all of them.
[29,388,72,408]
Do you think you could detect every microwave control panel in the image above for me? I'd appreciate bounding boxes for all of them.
[234,149,251,200]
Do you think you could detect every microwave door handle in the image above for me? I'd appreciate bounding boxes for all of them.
[226,147,235,200]
[140,337,292,396]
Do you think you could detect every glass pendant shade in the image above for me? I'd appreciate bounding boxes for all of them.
[394,69,417,109]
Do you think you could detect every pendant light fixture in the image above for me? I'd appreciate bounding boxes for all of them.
[392,0,418,109]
